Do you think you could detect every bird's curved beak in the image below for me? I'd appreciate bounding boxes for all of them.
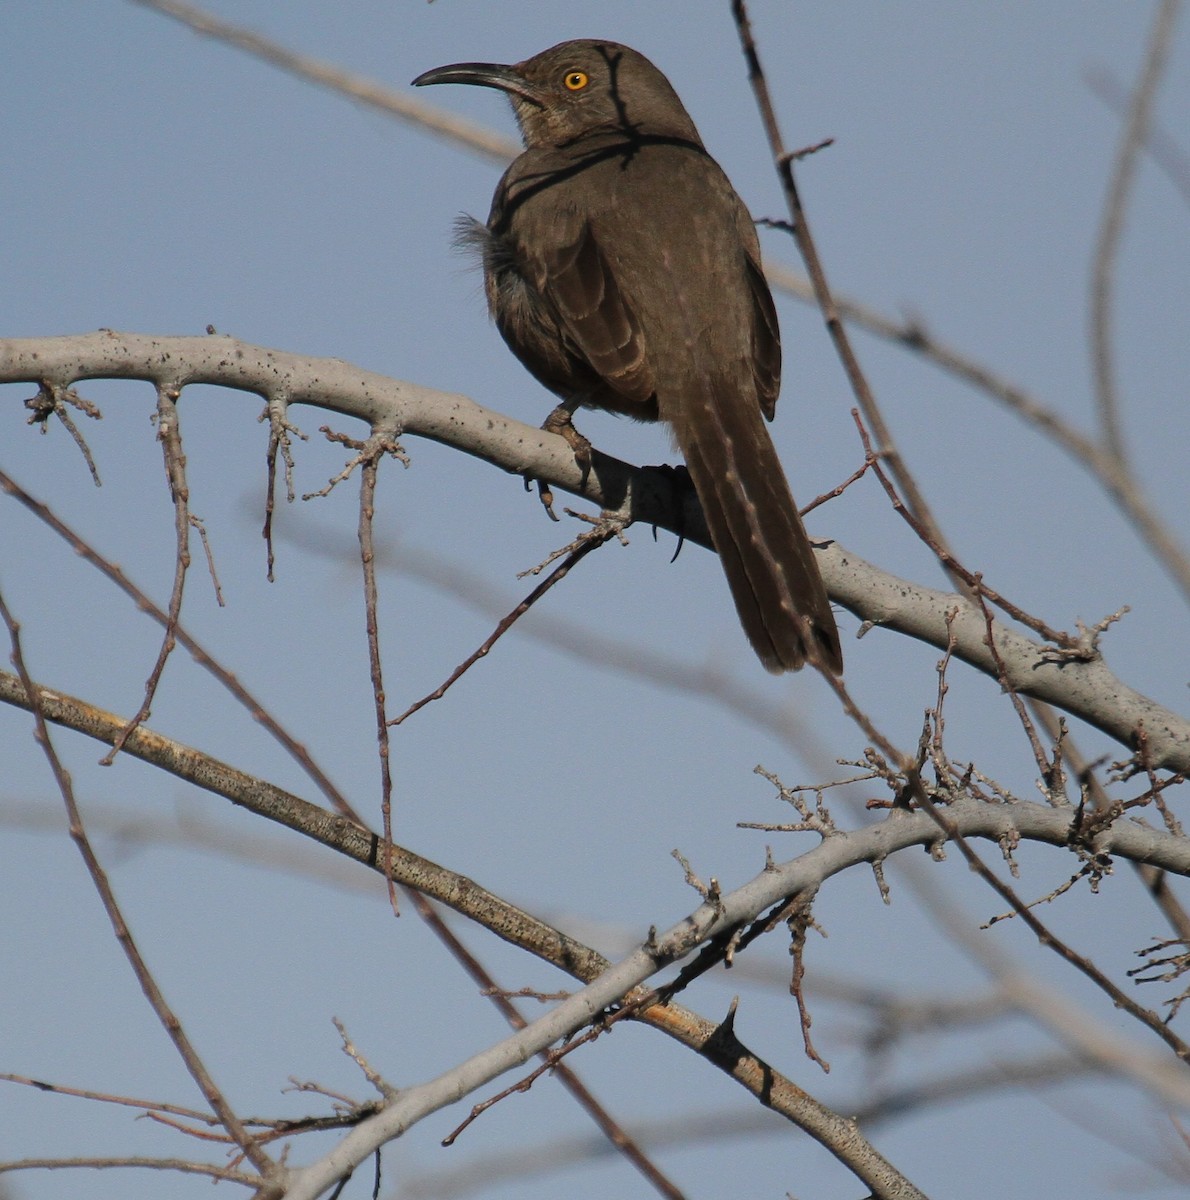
[412,62,544,107]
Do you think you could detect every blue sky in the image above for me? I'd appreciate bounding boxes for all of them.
[2,4,1188,1199]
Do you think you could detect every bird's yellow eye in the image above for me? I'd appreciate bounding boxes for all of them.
[563,70,589,91]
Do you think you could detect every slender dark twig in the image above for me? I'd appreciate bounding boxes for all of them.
[730,0,970,603]
[0,588,273,1179]
[0,467,358,819]
[850,411,1079,649]
[401,889,686,1199]
[390,520,622,726]
[356,428,402,914]
[1087,62,1190,212]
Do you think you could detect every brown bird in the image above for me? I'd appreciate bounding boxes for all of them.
[414,40,842,673]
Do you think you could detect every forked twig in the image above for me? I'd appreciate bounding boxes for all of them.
[101,385,192,764]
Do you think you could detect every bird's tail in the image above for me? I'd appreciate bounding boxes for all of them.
[664,379,843,674]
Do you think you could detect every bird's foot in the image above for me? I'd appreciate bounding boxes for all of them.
[643,462,696,563]
[543,403,593,476]
[531,403,593,521]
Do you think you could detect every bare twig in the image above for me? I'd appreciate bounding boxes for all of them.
[785,890,830,1071]
[730,0,967,599]
[130,0,518,162]
[390,518,623,726]
[1087,63,1190,211]
[0,466,358,819]
[766,256,1190,601]
[1090,0,1182,467]
[972,584,1051,775]
[189,513,225,606]
[260,390,306,581]
[0,1156,261,1184]
[398,891,686,1200]
[24,382,104,484]
[0,589,273,1179]
[851,410,1079,648]
[441,1021,612,1148]
[354,426,403,913]
[101,385,191,763]
[0,1072,227,1124]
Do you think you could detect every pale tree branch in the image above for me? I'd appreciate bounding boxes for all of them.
[3,332,1186,770]
[128,0,518,162]
[0,666,921,1198]
[2,668,1189,1091]
[273,786,1190,1200]
[764,260,1190,604]
[6,663,1190,1192]
[0,667,908,1184]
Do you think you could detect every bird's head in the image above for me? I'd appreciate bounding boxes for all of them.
[413,39,700,149]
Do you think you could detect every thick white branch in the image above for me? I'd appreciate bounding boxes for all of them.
[279,794,1190,1199]
[2,332,1186,770]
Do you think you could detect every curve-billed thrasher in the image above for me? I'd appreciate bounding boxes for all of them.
[414,39,842,674]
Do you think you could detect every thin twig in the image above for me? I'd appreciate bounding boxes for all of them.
[356,427,401,914]
[730,0,969,599]
[0,587,273,1179]
[851,410,1080,648]
[972,586,1052,778]
[1090,0,1182,467]
[130,0,518,162]
[1087,63,1190,212]
[0,467,359,820]
[786,891,830,1072]
[189,513,225,606]
[0,1156,261,1184]
[101,385,191,764]
[390,519,622,726]
[400,889,685,1199]
[24,381,103,484]
[774,256,1190,600]
[442,1003,646,1149]
[260,390,306,582]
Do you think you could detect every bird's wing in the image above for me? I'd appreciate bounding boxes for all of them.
[534,219,656,406]
[745,253,782,421]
